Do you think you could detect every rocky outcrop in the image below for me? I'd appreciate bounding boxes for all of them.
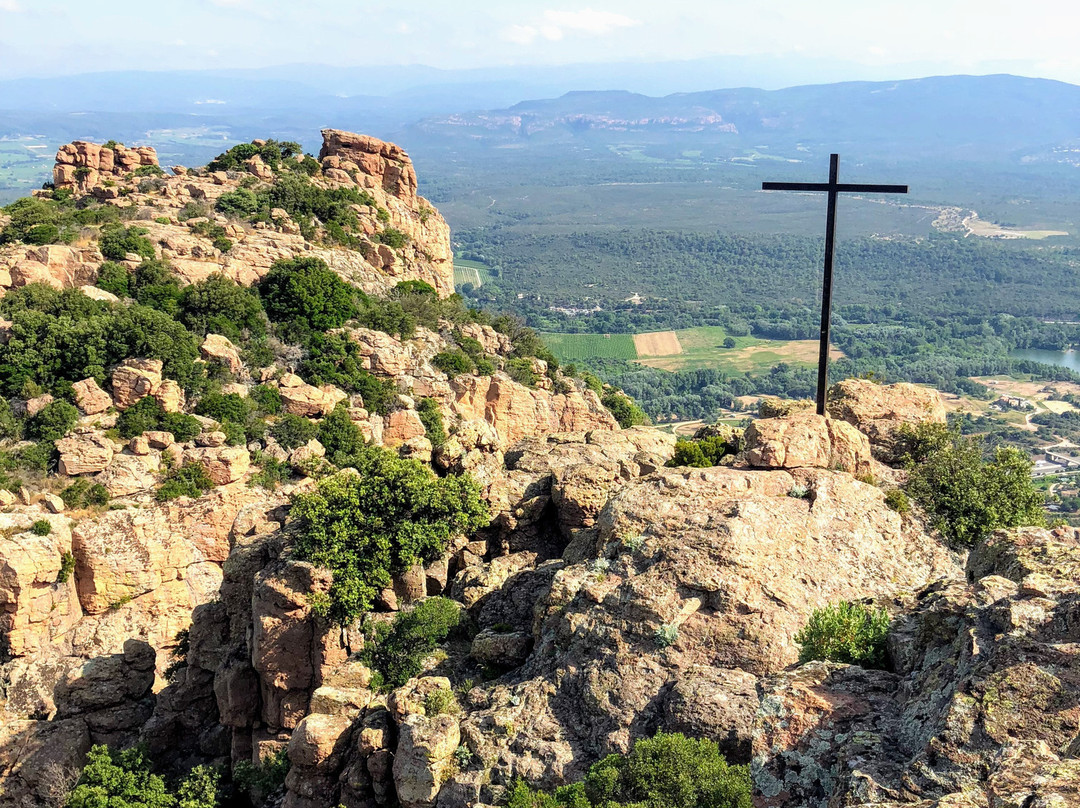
[53,141,158,191]
[451,374,617,451]
[199,334,243,375]
[276,373,346,418]
[753,526,1080,808]
[72,377,113,415]
[319,129,419,205]
[827,378,948,462]
[56,430,116,476]
[0,245,102,290]
[742,411,875,476]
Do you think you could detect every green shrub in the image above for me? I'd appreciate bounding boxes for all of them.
[96,261,132,297]
[57,551,76,583]
[1,197,59,245]
[157,463,214,501]
[25,399,78,441]
[884,488,910,514]
[24,223,60,245]
[669,435,732,468]
[233,747,290,798]
[601,391,648,429]
[0,397,19,441]
[300,332,396,414]
[117,396,164,438]
[216,188,261,218]
[221,420,247,446]
[161,412,203,443]
[99,225,154,261]
[507,732,752,808]
[290,460,489,624]
[12,441,55,472]
[902,423,1044,546]
[208,139,300,172]
[363,597,463,691]
[424,686,461,716]
[133,164,165,177]
[66,745,176,808]
[432,350,474,377]
[505,357,538,387]
[271,413,318,450]
[250,384,283,415]
[316,404,365,465]
[258,256,357,333]
[178,274,265,340]
[795,601,890,669]
[417,398,447,448]
[195,392,251,425]
[61,478,110,509]
[212,236,233,253]
[30,519,51,536]
[374,227,409,249]
[130,259,182,314]
[250,454,292,490]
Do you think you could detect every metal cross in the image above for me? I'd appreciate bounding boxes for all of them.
[762,154,907,415]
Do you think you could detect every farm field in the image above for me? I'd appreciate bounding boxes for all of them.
[541,325,843,374]
[541,332,638,362]
[452,258,492,289]
[636,326,843,373]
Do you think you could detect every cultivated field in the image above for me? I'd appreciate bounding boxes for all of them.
[634,326,842,373]
[633,331,682,357]
[541,325,843,375]
[542,332,638,362]
[453,258,492,288]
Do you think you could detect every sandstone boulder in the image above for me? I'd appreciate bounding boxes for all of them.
[72,378,113,415]
[185,446,250,485]
[827,378,948,463]
[742,411,874,476]
[200,334,243,375]
[110,359,163,409]
[56,431,115,476]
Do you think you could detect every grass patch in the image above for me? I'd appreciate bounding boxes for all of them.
[541,332,638,362]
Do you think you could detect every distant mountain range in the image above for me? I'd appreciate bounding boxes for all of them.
[413,74,1080,166]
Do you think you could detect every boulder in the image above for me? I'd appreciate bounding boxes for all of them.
[110,359,162,409]
[72,378,113,415]
[200,334,243,375]
[153,379,184,413]
[278,374,346,417]
[57,431,115,475]
[392,713,461,808]
[742,411,874,476]
[95,453,159,496]
[827,378,948,463]
[184,446,250,485]
[25,394,54,417]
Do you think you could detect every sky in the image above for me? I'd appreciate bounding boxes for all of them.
[1,0,1079,85]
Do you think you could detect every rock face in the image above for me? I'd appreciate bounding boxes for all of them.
[53,140,159,191]
[319,129,419,205]
[742,411,875,477]
[56,430,116,476]
[827,378,948,462]
[754,526,1080,808]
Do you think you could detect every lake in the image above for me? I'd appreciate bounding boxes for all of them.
[1010,348,1080,373]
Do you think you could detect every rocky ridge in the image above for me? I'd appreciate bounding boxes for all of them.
[2,129,453,298]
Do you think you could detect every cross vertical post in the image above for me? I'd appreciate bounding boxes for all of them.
[762,155,908,416]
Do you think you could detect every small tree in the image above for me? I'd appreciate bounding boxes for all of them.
[66,745,175,808]
[258,256,357,333]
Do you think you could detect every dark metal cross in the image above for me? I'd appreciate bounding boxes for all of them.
[762,154,908,415]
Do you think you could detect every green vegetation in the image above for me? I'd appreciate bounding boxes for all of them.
[316,404,365,463]
[432,350,473,377]
[902,423,1045,546]
[57,550,75,583]
[233,747,290,799]
[30,519,51,536]
[258,256,358,334]
[178,274,265,341]
[300,332,396,415]
[362,597,463,691]
[25,399,77,441]
[100,225,155,261]
[601,391,648,428]
[207,139,301,172]
[668,434,736,468]
[270,413,318,450]
[424,685,461,717]
[542,332,638,362]
[157,463,214,501]
[290,459,489,624]
[66,744,219,808]
[795,601,891,669]
[507,732,751,808]
[96,261,132,297]
[417,397,447,448]
[117,396,201,441]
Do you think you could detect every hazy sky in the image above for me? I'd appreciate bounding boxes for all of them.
[1,0,1078,84]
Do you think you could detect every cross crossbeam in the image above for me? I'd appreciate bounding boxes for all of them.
[761,154,908,415]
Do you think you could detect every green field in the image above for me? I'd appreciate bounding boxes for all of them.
[541,332,638,361]
[453,258,493,288]
[541,325,836,374]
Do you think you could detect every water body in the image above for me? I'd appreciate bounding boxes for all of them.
[1010,348,1080,373]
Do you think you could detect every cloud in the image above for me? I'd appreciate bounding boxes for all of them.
[208,0,252,8]
[501,8,640,45]
[542,9,641,36]
[0,0,22,12]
